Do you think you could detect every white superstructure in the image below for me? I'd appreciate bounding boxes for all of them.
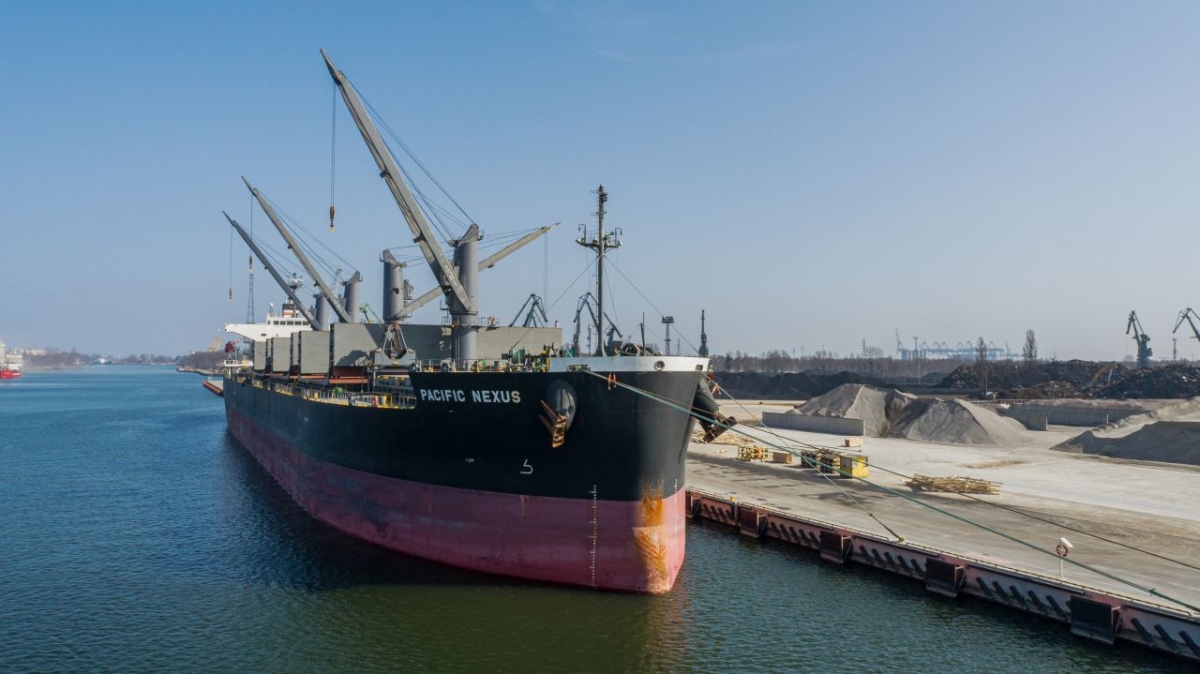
[224,302,312,342]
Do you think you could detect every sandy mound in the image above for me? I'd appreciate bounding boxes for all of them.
[888,399,1032,447]
[1059,421,1200,466]
[791,383,1032,446]
[1054,397,1200,465]
[796,384,915,436]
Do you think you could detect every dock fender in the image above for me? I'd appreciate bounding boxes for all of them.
[540,380,577,448]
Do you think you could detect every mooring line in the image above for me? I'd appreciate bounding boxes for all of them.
[586,370,1200,613]
[714,390,1200,575]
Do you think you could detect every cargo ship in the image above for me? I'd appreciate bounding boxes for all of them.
[220,51,730,593]
[0,340,22,379]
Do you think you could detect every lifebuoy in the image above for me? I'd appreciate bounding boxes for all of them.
[1055,542,1069,557]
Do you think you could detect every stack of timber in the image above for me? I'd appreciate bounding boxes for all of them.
[692,428,756,446]
[737,445,768,461]
[904,474,1001,495]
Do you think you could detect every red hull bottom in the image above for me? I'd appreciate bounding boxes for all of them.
[0,371,20,379]
[227,408,686,593]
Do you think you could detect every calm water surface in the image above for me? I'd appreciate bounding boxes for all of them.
[0,368,1191,673]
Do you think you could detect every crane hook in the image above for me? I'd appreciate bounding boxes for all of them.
[329,205,336,232]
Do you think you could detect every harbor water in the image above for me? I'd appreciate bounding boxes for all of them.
[0,367,1191,673]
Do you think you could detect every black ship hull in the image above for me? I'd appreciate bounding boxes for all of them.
[223,363,704,592]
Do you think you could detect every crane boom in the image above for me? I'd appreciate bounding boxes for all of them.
[400,224,558,316]
[242,177,352,324]
[321,49,471,313]
[1174,308,1200,343]
[223,212,319,329]
[481,224,557,270]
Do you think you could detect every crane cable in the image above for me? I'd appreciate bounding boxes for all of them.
[504,254,599,353]
[329,82,337,232]
[606,257,700,355]
[228,224,234,301]
[712,391,1200,575]
[586,370,1200,614]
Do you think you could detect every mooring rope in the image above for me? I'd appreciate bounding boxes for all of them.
[713,390,1200,574]
[585,369,1200,613]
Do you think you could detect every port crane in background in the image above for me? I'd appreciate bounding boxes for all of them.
[1126,310,1153,368]
[572,292,621,356]
[509,294,549,328]
[1174,308,1200,353]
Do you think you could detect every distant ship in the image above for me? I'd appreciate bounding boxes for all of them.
[0,340,22,379]
[219,50,731,593]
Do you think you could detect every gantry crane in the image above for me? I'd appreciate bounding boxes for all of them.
[1126,310,1153,369]
[572,292,621,356]
[509,294,549,328]
[1174,308,1200,350]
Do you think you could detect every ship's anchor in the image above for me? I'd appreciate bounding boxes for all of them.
[692,379,736,443]
[540,380,577,449]
[539,401,568,448]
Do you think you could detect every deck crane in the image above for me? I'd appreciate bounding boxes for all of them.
[223,212,319,330]
[1126,310,1153,368]
[509,294,549,328]
[1174,308,1200,348]
[324,51,560,361]
[242,177,355,325]
[324,49,484,362]
[400,224,559,317]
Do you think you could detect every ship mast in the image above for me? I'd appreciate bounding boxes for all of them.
[576,185,620,356]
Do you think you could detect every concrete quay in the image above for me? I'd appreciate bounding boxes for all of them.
[685,405,1200,664]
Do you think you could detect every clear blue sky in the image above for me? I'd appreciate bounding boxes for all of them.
[2,1,1198,361]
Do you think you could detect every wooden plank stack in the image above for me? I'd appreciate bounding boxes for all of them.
[904,474,1001,495]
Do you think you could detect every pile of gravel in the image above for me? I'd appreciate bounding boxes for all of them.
[794,383,1033,446]
[1054,397,1200,466]
[1059,422,1200,466]
[712,371,885,401]
[796,384,914,436]
[889,398,1032,446]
